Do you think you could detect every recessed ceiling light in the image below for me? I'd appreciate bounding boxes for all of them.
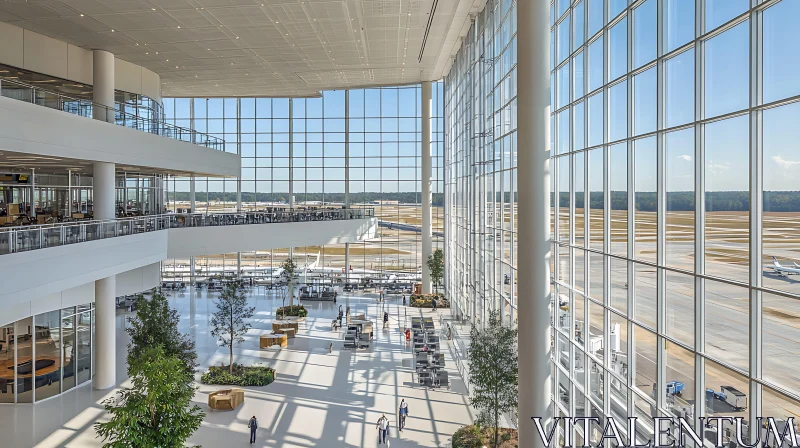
[80,13,84,17]
[175,65,179,68]
[152,8,156,11]
[177,26,181,28]
[166,59,169,61]
[146,52,149,54]
[111,29,115,32]
[156,51,159,54]
[236,36,240,39]
[275,21,279,24]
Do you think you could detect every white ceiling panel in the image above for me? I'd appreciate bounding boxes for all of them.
[0,0,472,97]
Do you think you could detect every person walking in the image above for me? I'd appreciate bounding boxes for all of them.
[383,311,389,329]
[248,415,258,444]
[376,414,390,444]
[398,399,409,431]
[402,295,406,306]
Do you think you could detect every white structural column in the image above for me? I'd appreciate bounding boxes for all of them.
[517,0,552,446]
[189,176,196,212]
[93,161,117,389]
[345,90,351,313]
[92,50,115,123]
[421,81,433,294]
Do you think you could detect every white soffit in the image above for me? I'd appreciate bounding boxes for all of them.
[0,0,476,97]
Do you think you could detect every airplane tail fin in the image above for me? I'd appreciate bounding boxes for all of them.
[773,257,782,268]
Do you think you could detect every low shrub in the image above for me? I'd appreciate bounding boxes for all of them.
[452,424,518,448]
[200,363,275,387]
[276,305,308,318]
[410,294,449,308]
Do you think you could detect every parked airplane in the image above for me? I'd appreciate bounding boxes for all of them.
[772,257,800,276]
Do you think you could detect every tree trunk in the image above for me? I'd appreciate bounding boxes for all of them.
[494,408,499,447]
[229,312,234,374]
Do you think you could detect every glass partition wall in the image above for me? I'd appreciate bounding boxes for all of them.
[444,0,800,444]
[0,304,93,403]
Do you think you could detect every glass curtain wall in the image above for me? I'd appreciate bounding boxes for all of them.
[445,0,800,443]
[161,84,444,279]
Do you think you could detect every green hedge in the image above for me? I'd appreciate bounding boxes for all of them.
[452,424,518,448]
[276,305,308,318]
[200,364,275,387]
[410,294,449,308]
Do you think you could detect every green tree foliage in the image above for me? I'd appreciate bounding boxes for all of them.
[210,279,255,374]
[279,258,298,310]
[467,311,518,448]
[94,345,204,448]
[126,290,197,374]
[427,248,445,292]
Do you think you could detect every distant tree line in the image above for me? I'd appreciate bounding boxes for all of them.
[168,191,444,207]
[553,191,800,212]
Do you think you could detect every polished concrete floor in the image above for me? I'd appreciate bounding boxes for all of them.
[0,289,474,447]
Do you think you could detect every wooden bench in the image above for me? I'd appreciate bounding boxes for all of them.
[260,333,287,348]
[274,328,296,339]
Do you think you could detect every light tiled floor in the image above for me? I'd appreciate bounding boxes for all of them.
[0,288,474,447]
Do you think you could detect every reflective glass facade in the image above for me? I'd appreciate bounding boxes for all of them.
[160,85,444,279]
[445,0,800,443]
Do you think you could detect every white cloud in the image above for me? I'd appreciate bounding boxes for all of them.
[772,155,800,169]
[676,154,692,161]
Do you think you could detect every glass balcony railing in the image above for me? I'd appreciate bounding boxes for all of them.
[0,208,374,255]
[0,77,224,151]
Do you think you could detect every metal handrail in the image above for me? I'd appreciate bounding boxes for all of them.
[0,208,374,255]
[0,77,225,151]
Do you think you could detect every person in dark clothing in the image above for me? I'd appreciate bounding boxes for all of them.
[248,415,258,444]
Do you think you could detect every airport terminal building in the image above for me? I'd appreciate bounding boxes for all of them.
[0,0,798,447]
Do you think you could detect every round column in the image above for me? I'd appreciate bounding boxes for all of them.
[421,81,433,294]
[93,162,116,220]
[94,275,117,389]
[92,50,115,123]
[517,0,553,446]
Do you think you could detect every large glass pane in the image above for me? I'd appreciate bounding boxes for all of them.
[589,252,605,301]
[705,0,748,32]
[634,137,656,263]
[589,0,605,37]
[573,52,586,101]
[609,143,628,256]
[665,271,695,347]
[664,341,695,418]
[588,36,605,92]
[609,0,627,19]
[762,0,800,104]
[704,359,749,441]
[633,263,657,329]
[589,147,604,250]
[558,109,570,155]
[664,0,695,53]
[633,67,657,136]
[704,115,749,283]
[608,81,628,142]
[34,311,61,401]
[15,319,32,403]
[632,324,657,396]
[665,128,695,270]
[762,102,800,297]
[665,49,695,128]
[0,324,13,403]
[573,101,586,152]
[762,292,800,394]
[610,258,628,314]
[704,21,749,118]
[608,17,628,81]
[574,1,586,51]
[61,313,75,392]
[575,152,586,246]
[558,63,570,110]
[633,0,657,69]
[705,280,749,371]
[77,311,91,385]
[588,91,604,147]
[559,155,571,242]
[558,15,571,64]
